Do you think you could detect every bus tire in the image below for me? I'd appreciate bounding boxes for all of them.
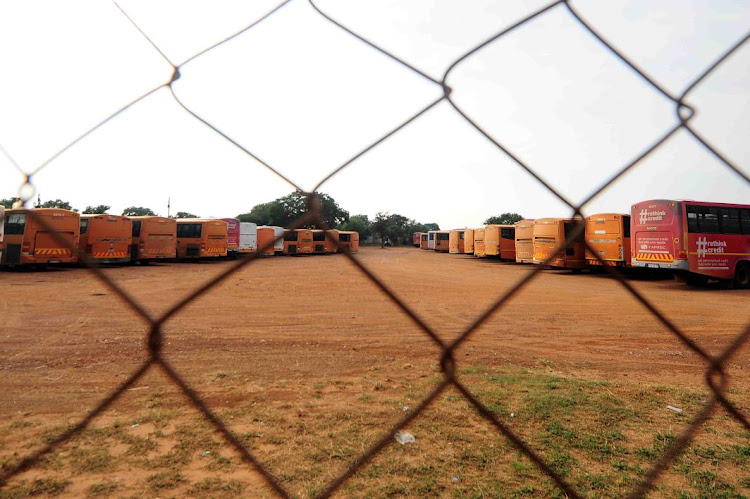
[734,262,750,289]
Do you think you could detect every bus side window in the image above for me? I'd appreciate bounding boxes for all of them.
[686,205,699,233]
[741,209,750,235]
[720,208,740,234]
[702,207,720,234]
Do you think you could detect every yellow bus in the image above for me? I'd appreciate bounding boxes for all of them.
[0,208,80,266]
[449,229,465,254]
[434,231,450,252]
[337,231,359,253]
[515,219,535,263]
[128,216,177,262]
[533,218,585,269]
[585,213,631,267]
[464,228,475,255]
[176,219,228,259]
[79,214,132,264]
[485,224,516,261]
[473,228,486,257]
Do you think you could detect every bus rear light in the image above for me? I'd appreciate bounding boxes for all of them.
[22,242,30,252]
[139,243,144,250]
[200,242,206,249]
[676,250,687,260]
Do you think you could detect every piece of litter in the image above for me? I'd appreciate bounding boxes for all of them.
[202,451,211,457]
[452,477,460,482]
[666,406,683,414]
[403,406,410,412]
[510,413,516,418]
[394,430,415,445]
[131,424,139,428]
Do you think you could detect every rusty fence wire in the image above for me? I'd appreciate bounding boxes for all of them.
[1,1,749,497]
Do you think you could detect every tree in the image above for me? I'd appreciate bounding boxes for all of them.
[1,197,21,208]
[83,205,110,214]
[175,212,199,218]
[122,206,156,216]
[372,212,420,246]
[484,213,523,225]
[339,214,371,240]
[38,199,74,210]
[237,191,349,229]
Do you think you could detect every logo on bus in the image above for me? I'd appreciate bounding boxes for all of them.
[696,237,726,258]
[639,209,666,225]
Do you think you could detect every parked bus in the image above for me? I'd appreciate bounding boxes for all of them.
[464,228,475,255]
[485,225,516,260]
[515,219,535,263]
[473,228,486,257]
[284,229,314,255]
[427,230,436,250]
[257,225,284,255]
[0,208,79,266]
[585,213,631,267]
[256,226,277,256]
[631,199,750,287]
[434,231,450,252]
[449,229,465,254]
[0,206,4,263]
[533,218,585,269]
[239,222,257,254]
[79,214,132,264]
[128,216,176,263]
[413,232,422,247]
[221,218,241,256]
[312,229,339,254]
[420,233,429,250]
[338,231,359,253]
[176,219,228,259]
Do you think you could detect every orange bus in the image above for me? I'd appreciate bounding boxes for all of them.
[128,216,176,263]
[485,224,516,261]
[449,229,465,254]
[284,229,314,255]
[434,231,450,252]
[420,233,429,249]
[176,219,228,259]
[0,208,79,266]
[515,219,535,263]
[533,218,585,269]
[464,228,475,255]
[473,228,486,257]
[312,229,339,254]
[338,231,359,253]
[79,214,132,264]
[256,226,277,256]
[585,213,631,267]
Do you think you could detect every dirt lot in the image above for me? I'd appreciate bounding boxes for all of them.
[0,247,748,497]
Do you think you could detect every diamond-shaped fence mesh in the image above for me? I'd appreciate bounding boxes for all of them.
[1,1,748,497]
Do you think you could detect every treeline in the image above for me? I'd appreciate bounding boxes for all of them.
[2,193,523,246]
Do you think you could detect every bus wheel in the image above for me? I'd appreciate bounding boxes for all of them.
[734,262,750,289]
[685,274,708,286]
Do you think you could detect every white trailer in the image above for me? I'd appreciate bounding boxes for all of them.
[239,222,258,253]
[427,230,437,250]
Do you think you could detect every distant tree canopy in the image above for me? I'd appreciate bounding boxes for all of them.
[237,191,349,229]
[371,212,439,247]
[1,197,21,208]
[175,212,198,218]
[83,205,110,214]
[122,206,156,216]
[38,199,75,211]
[339,214,372,240]
[484,213,523,225]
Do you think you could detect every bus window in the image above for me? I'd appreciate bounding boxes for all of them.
[177,223,201,238]
[437,233,449,241]
[623,215,631,237]
[687,205,720,234]
[284,231,298,242]
[132,220,141,237]
[459,232,464,239]
[339,233,351,242]
[741,209,750,235]
[720,208,740,234]
[312,231,326,241]
[5,213,26,235]
[687,207,699,233]
[80,218,89,234]
[501,228,514,239]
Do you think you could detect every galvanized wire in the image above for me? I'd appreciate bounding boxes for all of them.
[1,1,748,497]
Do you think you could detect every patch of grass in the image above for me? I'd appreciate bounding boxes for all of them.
[147,470,187,490]
[0,478,71,497]
[69,447,113,474]
[187,477,246,498]
[86,481,118,496]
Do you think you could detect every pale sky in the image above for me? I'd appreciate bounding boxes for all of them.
[0,0,748,229]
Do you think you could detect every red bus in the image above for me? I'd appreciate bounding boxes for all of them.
[221,218,241,256]
[631,199,750,287]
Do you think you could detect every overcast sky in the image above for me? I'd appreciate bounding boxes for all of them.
[0,0,748,229]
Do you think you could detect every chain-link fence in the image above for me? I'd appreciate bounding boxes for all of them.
[1,1,748,497]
